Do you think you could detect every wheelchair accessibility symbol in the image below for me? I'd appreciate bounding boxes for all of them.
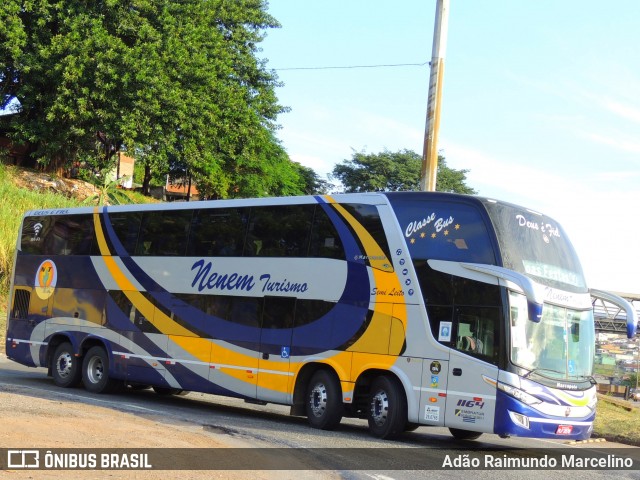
[281,346,290,359]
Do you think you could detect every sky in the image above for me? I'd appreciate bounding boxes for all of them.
[260,0,640,294]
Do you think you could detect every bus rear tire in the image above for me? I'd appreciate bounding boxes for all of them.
[82,346,119,394]
[305,370,343,430]
[51,342,82,388]
[367,375,407,439]
[449,427,482,441]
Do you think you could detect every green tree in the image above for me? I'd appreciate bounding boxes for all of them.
[0,0,304,199]
[331,149,476,194]
[292,163,333,195]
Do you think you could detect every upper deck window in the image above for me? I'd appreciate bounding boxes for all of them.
[21,215,96,255]
[388,195,496,264]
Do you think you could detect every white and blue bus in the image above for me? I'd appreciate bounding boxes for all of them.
[5,192,636,440]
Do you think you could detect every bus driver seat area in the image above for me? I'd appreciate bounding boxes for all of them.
[461,335,483,354]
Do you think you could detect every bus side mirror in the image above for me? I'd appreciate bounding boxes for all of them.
[528,301,543,324]
[590,289,637,339]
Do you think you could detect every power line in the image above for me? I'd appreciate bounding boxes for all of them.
[273,61,429,71]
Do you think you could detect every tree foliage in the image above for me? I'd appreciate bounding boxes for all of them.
[292,163,333,195]
[0,0,309,198]
[331,149,476,195]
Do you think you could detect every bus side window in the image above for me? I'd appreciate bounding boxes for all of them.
[427,305,453,345]
[21,217,52,254]
[340,203,392,266]
[309,206,346,260]
[454,308,500,363]
[228,297,262,328]
[58,215,96,255]
[188,208,248,257]
[137,210,192,256]
[245,206,313,257]
[262,297,295,329]
[109,212,142,255]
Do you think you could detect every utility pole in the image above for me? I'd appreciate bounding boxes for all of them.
[420,0,449,192]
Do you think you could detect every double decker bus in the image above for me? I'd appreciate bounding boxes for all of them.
[5,192,636,440]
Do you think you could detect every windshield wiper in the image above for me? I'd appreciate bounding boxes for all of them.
[523,368,565,379]
[524,368,592,384]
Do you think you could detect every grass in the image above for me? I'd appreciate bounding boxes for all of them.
[594,396,640,446]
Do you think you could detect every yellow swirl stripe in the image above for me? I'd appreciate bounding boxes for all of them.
[322,197,407,358]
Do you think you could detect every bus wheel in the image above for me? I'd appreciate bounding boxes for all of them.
[367,376,407,439]
[51,342,82,388]
[82,346,118,394]
[305,370,343,430]
[152,387,183,395]
[449,428,482,441]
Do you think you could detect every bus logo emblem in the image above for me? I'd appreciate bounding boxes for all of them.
[35,259,57,300]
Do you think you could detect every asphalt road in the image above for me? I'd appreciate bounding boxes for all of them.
[1,355,638,480]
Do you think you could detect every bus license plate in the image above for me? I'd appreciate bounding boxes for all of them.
[556,425,573,435]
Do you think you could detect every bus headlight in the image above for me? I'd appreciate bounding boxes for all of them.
[498,381,542,406]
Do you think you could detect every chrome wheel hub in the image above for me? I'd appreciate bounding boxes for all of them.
[370,390,389,426]
[309,383,328,418]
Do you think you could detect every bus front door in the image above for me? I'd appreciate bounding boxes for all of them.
[444,309,499,432]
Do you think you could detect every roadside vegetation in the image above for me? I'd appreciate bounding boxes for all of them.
[594,396,640,446]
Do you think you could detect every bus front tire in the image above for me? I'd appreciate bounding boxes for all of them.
[367,375,407,439]
[305,370,343,430]
[449,427,482,441]
[82,346,119,394]
[51,342,82,388]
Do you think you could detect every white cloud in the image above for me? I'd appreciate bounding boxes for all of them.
[576,130,640,155]
[599,98,640,124]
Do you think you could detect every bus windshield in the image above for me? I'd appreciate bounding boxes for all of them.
[482,200,587,291]
[510,292,595,379]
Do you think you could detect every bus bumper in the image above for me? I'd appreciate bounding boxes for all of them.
[494,390,594,440]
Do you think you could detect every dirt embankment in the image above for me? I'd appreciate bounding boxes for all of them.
[11,168,101,202]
